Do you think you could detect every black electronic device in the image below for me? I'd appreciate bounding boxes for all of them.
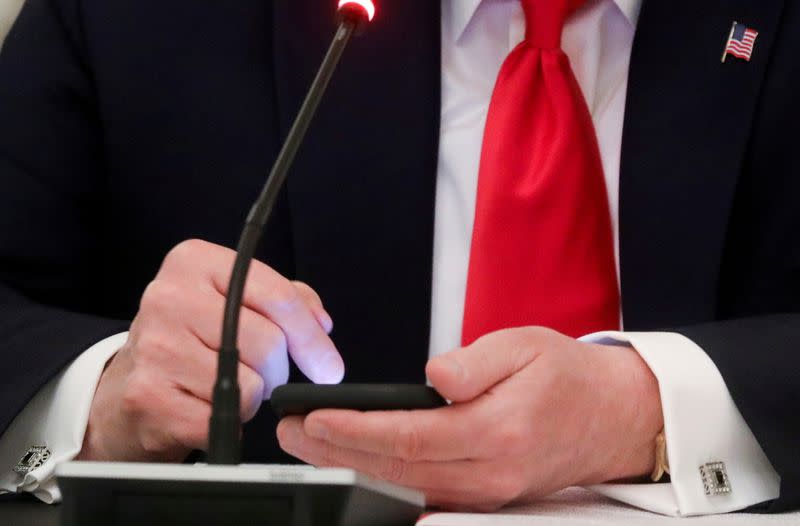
[271,384,447,418]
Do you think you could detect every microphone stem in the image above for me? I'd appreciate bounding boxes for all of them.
[208,18,358,465]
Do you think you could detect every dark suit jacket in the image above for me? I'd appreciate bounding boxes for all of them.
[0,0,797,512]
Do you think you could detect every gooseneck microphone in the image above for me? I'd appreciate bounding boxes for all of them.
[208,0,377,465]
[57,4,424,522]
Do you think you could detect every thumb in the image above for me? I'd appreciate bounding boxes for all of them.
[425,329,542,403]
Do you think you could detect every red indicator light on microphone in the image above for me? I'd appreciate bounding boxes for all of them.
[338,0,376,22]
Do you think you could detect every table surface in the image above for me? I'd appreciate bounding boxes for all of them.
[419,489,800,526]
[3,489,800,525]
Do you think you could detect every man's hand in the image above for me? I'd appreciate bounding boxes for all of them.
[78,239,343,462]
[277,327,663,512]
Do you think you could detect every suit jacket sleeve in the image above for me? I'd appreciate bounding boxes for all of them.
[0,0,129,437]
[677,314,800,513]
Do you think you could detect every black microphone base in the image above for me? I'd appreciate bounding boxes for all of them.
[56,462,424,526]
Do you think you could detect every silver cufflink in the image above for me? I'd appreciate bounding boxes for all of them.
[13,445,51,475]
[700,461,731,496]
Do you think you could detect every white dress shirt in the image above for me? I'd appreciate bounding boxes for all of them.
[0,0,24,49]
[0,0,782,515]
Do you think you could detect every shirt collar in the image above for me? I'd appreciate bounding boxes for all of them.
[614,0,642,26]
[448,0,642,43]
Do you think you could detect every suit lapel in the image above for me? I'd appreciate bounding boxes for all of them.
[620,0,785,329]
[270,1,442,382]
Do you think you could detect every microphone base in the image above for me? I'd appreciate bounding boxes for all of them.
[56,461,424,526]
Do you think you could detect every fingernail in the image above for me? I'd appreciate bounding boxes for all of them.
[442,356,465,383]
[317,310,334,334]
[279,422,302,450]
[306,419,329,441]
[315,352,345,385]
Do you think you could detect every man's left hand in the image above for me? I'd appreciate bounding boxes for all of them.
[277,327,663,511]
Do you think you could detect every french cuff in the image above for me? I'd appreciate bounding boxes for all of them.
[0,332,129,503]
[579,331,780,516]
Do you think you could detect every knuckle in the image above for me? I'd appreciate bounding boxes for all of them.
[519,325,550,337]
[301,436,336,468]
[291,280,311,294]
[292,281,322,304]
[140,279,179,313]
[492,421,529,457]
[394,417,424,461]
[502,330,541,370]
[165,239,209,265]
[476,346,496,375]
[121,372,155,416]
[317,443,338,467]
[517,325,554,339]
[377,457,408,484]
[519,326,560,351]
[267,280,301,311]
[134,330,177,366]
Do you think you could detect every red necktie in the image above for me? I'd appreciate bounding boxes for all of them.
[462,0,620,345]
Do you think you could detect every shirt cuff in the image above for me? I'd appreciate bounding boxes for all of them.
[580,331,780,516]
[0,332,129,503]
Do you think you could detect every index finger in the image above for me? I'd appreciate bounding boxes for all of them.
[301,404,489,462]
[238,267,343,384]
[160,240,344,384]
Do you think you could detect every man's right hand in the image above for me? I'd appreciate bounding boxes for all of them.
[77,239,343,462]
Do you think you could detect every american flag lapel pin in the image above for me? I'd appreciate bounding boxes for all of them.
[722,21,759,63]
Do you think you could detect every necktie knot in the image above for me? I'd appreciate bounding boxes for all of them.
[521,0,585,48]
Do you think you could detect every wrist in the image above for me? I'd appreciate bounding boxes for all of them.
[75,354,117,462]
[595,344,664,482]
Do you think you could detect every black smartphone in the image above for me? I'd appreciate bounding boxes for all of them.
[270,384,447,418]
